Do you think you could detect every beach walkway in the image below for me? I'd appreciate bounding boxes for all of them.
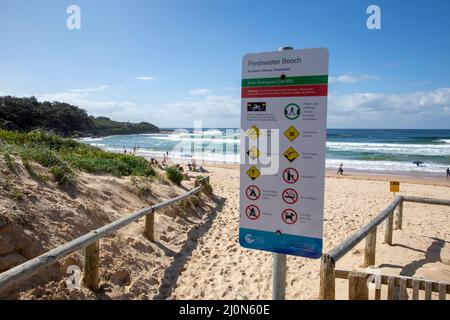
[171,165,450,300]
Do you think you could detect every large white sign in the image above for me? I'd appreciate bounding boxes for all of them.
[239,48,328,258]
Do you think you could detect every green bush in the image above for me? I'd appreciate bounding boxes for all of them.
[165,166,184,185]
[195,175,212,195]
[50,164,74,185]
[0,129,155,179]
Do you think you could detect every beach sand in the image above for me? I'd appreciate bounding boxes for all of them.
[171,164,450,300]
[1,157,449,300]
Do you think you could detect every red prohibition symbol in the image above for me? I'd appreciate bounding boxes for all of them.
[282,188,299,205]
[246,185,261,201]
[282,209,298,225]
[282,167,299,184]
[245,205,260,220]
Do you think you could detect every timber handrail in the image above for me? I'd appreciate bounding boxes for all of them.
[327,196,402,262]
[320,195,450,300]
[0,176,210,291]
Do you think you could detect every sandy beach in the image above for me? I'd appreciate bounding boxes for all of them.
[170,164,450,300]
[1,156,449,300]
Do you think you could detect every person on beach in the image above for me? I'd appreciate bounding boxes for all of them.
[447,167,450,179]
[337,163,344,175]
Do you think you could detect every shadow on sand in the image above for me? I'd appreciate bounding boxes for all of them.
[153,195,225,300]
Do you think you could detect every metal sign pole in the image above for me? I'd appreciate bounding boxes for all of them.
[272,45,293,300]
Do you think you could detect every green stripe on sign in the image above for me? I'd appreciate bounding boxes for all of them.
[242,75,328,87]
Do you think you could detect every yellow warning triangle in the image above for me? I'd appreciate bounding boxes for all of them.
[246,125,260,141]
[246,165,261,180]
[284,126,300,142]
[247,146,261,160]
[283,147,300,163]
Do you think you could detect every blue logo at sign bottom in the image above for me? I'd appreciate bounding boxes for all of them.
[239,228,322,258]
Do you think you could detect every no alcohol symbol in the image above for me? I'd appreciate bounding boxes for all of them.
[284,103,301,120]
[246,185,261,201]
[283,168,299,184]
[246,205,260,220]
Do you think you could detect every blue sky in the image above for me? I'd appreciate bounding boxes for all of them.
[1,0,450,128]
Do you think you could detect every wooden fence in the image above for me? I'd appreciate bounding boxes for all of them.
[320,195,450,300]
[0,177,210,292]
[336,269,449,300]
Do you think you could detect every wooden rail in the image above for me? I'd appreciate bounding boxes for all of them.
[320,195,450,300]
[0,177,210,292]
[336,269,449,300]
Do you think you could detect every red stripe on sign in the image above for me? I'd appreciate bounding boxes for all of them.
[241,84,328,98]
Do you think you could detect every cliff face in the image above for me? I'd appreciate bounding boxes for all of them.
[0,96,160,137]
[0,158,216,300]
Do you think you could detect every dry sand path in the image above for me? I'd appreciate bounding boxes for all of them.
[172,165,450,300]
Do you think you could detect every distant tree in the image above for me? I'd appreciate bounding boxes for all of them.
[0,96,160,137]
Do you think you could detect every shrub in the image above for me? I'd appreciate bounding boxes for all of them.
[195,175,212,195]
[50,164,74,185]
[165,166,184,185]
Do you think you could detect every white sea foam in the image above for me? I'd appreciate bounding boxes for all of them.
[326,141,450,156]
[326,159,447,173]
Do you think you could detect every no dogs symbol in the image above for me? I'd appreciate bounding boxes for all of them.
[246,185,261,201]
[282,209,298,225]
[246,205,260,220]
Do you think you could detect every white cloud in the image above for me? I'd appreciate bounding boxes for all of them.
[189,88,211,95]
[136,76,154,81]
[69,85,110,93]
[329,74,379,84]
[328,88,450,127]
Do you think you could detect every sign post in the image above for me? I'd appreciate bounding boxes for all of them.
[239,46,329,299]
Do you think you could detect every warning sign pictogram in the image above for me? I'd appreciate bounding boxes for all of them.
[246,205,260,220]
[283,147,300,163]
[283,167,299,184]
[246,185,261,201]
[247,146,261,160]
[282,188,299,205]
[282,209,298,225]
[246,166,261,180]
[284,126,300,142]
[246,125,260,141]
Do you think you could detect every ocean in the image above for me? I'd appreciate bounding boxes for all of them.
[79,129,450,175]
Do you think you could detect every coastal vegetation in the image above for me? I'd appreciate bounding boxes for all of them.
[165,166,184,185]
[0,129,155,185]
[0,96,160,137]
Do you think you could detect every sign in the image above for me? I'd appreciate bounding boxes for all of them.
[246,185,261,201]
[239,48,328,258]
[282,188,299,205]
[284,126,300,142]
[283,168,299,184]
[246,165,261,180]
[390,181,400,193]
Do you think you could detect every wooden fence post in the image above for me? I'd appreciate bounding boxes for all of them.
[319,254,335,300]
[83,240,99,291]
[363,227,377,267]
[395,200,403,230]
[348,272,369,300]
[384,212,393,245]
[145,213,155,242]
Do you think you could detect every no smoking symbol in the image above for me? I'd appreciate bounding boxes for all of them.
[246,185,260,201]
[283,168,299,184]
[282,209,298,225]
[246,205,260,220]
[282,188,298,205]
